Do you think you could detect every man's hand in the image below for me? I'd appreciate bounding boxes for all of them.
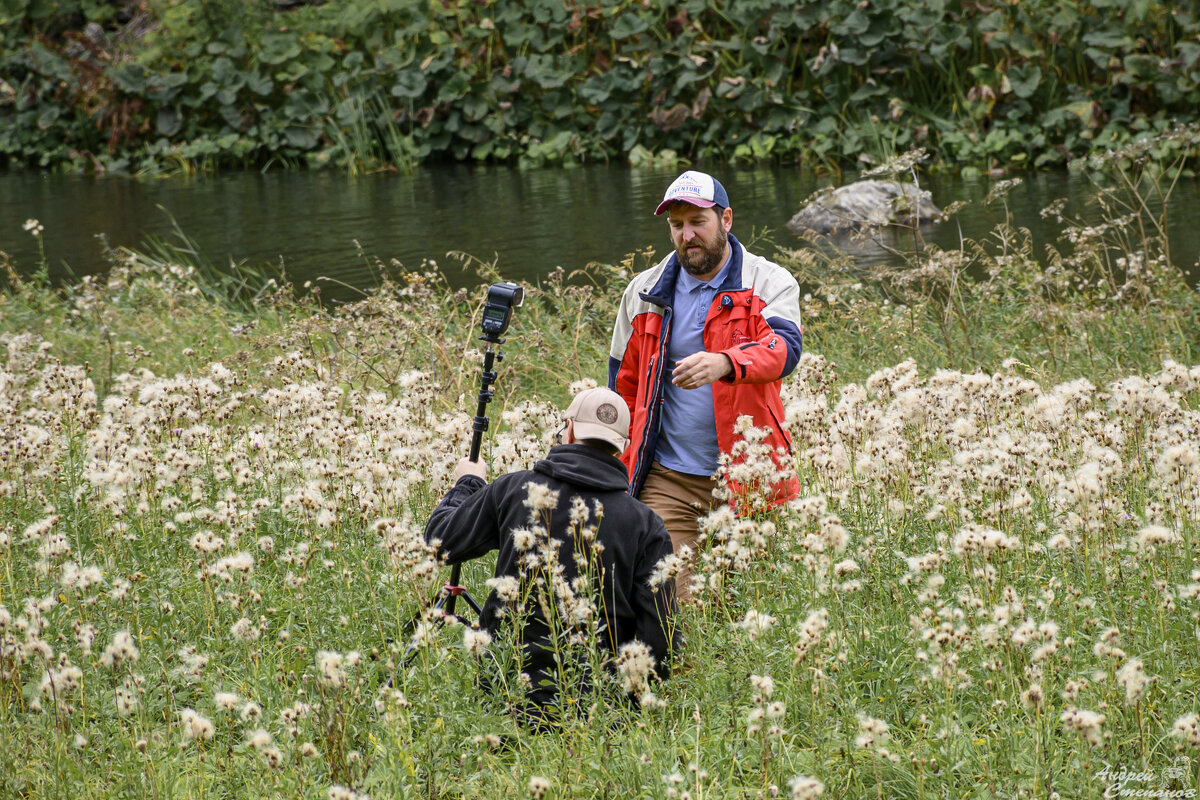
[671,351,733,389]
[452,458,487,482]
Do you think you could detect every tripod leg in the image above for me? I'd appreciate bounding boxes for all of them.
[398,583,455,670]
[444,563,463,617]
[460,590,484,617]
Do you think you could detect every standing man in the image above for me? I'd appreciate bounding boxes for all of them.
[424,388,679,724]
[608,170,803,601]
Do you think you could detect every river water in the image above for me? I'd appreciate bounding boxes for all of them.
[2,164,1198,303]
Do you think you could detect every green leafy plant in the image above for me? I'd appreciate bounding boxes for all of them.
[3,0,1199,173]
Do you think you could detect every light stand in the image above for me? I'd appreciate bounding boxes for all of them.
[400,282,523,669]
[429,327,502,625]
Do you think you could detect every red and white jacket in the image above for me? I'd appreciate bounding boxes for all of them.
[608,234,803,504]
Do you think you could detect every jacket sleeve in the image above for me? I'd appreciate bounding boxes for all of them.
[633,516,681,680]
[608,283,642,414]
[719,260,803,384]
[423,475,503,564]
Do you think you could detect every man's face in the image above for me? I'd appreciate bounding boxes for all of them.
[667,203,733,280]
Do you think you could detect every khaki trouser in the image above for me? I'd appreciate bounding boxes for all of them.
[637,462,719,603]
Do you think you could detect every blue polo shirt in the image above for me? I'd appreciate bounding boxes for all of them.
[655,255,735,476]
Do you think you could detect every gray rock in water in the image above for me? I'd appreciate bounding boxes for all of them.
[787,179,941,236]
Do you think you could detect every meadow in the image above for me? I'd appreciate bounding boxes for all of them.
[2,145,1200,799]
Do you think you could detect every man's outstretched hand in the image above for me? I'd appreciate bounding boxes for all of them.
[671,351,733,389]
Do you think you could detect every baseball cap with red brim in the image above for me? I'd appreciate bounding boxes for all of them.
[653,170,730,216]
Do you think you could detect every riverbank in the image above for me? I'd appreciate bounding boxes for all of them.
[7,151,1200,307]
[5,141,1198,390]
[4,0,1199,175]
[3,179,1200,797]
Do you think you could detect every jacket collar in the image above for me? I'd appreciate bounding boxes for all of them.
[641,233,745,308]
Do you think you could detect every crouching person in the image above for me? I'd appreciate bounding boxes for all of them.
[424,388,681,728]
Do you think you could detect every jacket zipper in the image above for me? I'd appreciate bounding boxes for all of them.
[633,310,671,493]
[642,355,656,408]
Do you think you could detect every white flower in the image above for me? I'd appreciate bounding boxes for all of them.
[1046,533,1073,550]
[115,686,138,715]
[1021,683,1044,710]
[568,495,591,527]
[789,775,825,799]
[1134,524,1179,552]
[793,608,829,664]
[648,551,684,589]
[528,776,551,799]
[231,617,259,642]
[246,728,272,751]
[952,524,1018,556]
[750,674,775,697]
[1173,713,1200,749]
[523,482,560,513]
[1093,627,1127,660]
[180,708,215,742]
[1060,707,1106,746]
[316,650,347,689]
[833,558,859,577]
[99,630,139,668]
[215,692,240,711]
[512,528,536,551]
[463,627,492,657]
[615,640,657,694]
[855,714,890,748]
[736,610,777,641]
[1116,659,1150,705]
[487,575,520,602]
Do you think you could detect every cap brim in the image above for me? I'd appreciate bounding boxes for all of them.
[572,420,628,451]
[654,197,717,216]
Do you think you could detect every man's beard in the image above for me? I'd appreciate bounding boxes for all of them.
[677,225,728,277]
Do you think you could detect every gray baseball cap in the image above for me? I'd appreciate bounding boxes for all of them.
[564,387,630,451]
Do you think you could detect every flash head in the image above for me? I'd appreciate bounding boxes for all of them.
[481,281,524,338]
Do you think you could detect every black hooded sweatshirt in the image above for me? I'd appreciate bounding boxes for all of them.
[424,444,679,710]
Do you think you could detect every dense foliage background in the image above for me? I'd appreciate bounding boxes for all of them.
[3,0,1199,175]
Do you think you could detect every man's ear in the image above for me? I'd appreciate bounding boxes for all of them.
[720,206,733,232]
[565,419,576,444]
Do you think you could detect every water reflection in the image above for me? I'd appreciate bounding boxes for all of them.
[2,165,1197,303]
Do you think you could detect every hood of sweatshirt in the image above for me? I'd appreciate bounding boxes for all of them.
[532,444,630,493]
